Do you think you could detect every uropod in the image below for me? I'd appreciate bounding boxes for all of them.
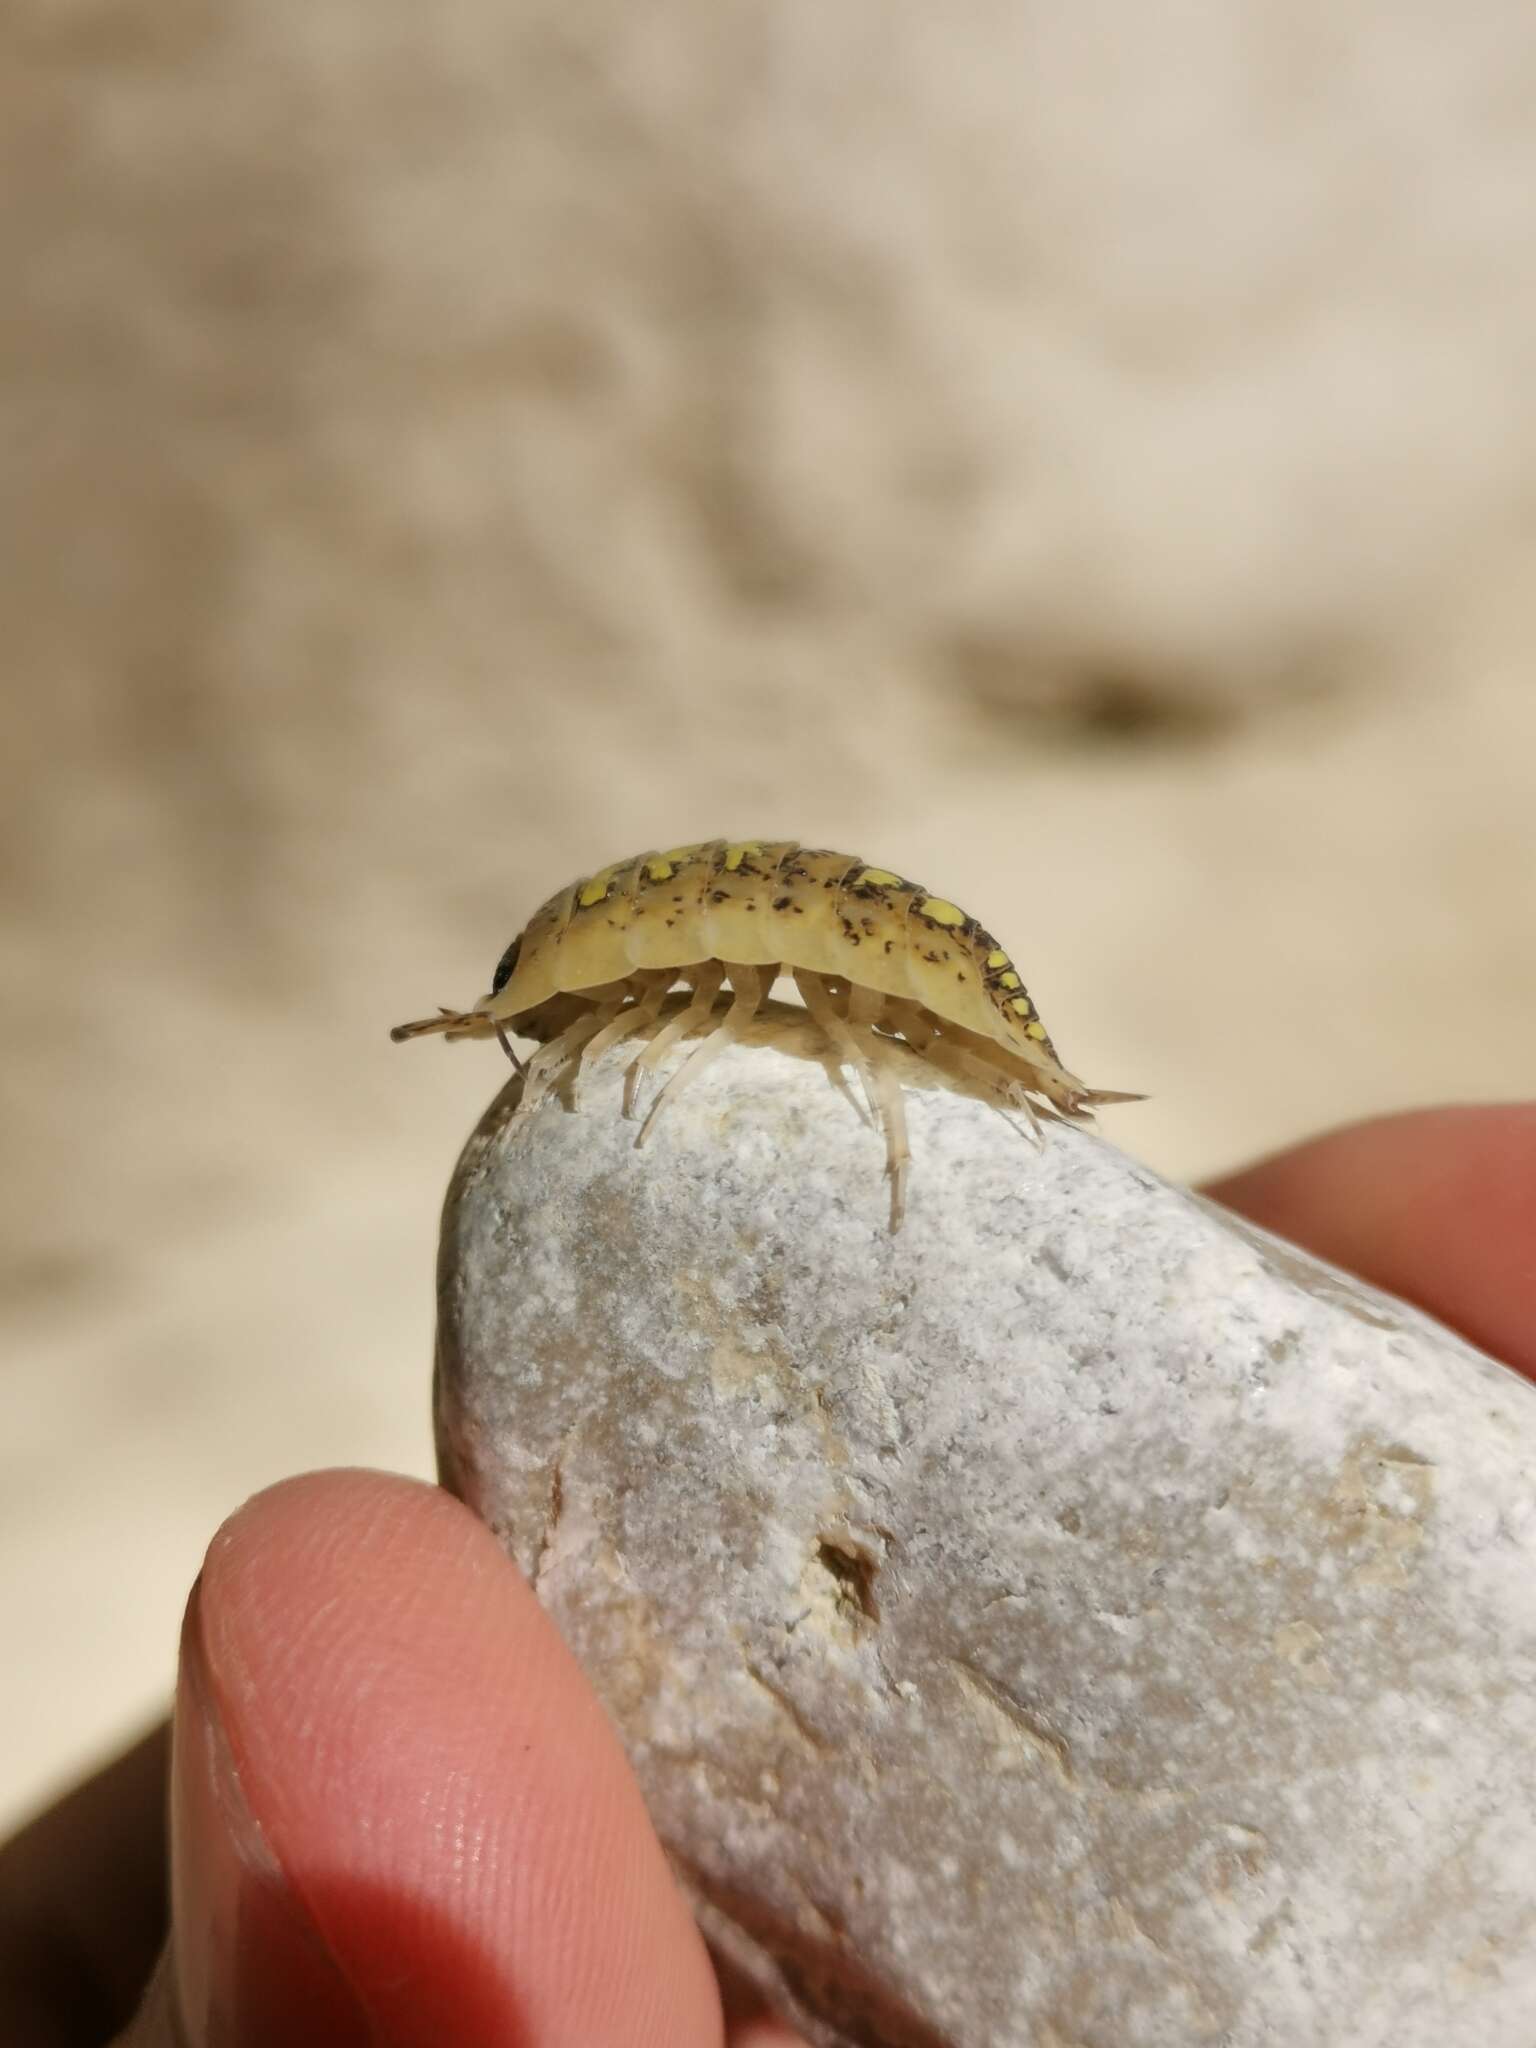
[391,840,1141,1229]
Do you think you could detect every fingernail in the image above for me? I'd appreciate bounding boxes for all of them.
[170,1575,372,2048]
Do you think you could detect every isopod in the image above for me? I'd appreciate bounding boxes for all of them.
[391,840,1140,1229]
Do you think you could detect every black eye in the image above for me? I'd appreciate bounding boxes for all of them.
[490,936,522,995]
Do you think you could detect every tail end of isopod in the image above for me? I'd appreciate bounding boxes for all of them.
[1073,1089,1146,1122]
[1063,1084,1148,1123]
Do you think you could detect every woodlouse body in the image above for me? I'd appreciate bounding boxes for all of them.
[392,840,1139,1228]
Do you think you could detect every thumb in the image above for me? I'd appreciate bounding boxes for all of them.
[129,1470,723,2048]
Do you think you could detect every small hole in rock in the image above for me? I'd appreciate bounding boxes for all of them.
[816,1538,881,1623]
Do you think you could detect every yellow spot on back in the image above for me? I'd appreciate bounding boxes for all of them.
[723,842,764,872]
[645,858,674,881]
[1009,996,1032,1014]
[999,971,1022,990]
[1026,1020,1048,1041]
[986,949,1009,969]
[857,867,902,888]
[578,865,620,908]
[920,897,966,927]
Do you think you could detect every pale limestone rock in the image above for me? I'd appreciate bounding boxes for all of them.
[434,1040,1536,2047]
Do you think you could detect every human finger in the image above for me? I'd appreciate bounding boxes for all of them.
[1202,1103,1536,1379]
[158,1468,724,2048]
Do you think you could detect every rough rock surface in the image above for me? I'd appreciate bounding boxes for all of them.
[434,1039,1536,2048]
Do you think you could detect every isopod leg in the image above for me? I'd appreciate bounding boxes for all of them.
[845,985,883,1033]
[507,1004,622,1140]
[994,1086,1048,1150]
[1008,1084,1049,1145]
[568,975,673,1110]
[867,1048,911,1231]
[954,1052,1047,1146]
[886,1004,1049,1149]
[898,1022,1003,1103]
[636,964,767,1147]
[816,1054,874,1130]
[885,997,936,1054]
[794,970,880,1124]
[623,962,726,1119]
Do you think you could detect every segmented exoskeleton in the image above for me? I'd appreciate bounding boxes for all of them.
[392,840,1140,1228]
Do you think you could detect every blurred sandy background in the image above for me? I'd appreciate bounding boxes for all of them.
[3,1,1534,1831]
